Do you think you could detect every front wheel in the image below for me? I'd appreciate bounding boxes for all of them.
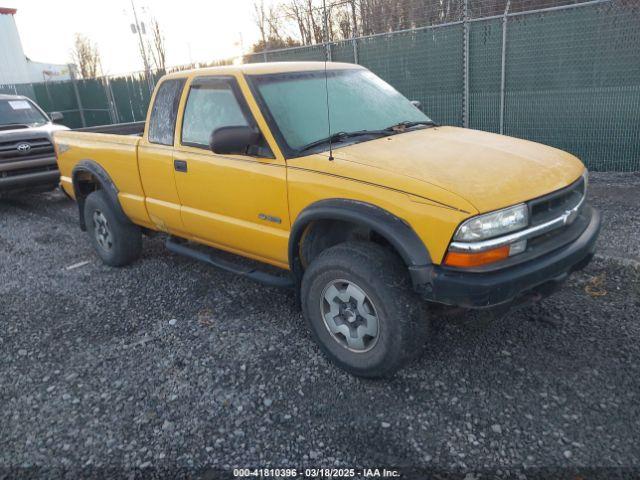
[83,190,142,267]
[301,241,430,378]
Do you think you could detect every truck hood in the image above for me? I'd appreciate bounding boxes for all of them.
[331,126,585,213]
[0,122,69,141]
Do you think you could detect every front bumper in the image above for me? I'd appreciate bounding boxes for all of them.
[0,156,59,194]
[0,170,60,194]
[414,206,601,308]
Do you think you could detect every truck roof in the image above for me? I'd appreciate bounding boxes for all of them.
[164,61,364,80]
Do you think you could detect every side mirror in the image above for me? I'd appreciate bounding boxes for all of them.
[209,125,260,155]
[50,111,64,123]
[410,100,422,111]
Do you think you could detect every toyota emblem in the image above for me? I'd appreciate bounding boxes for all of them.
[16,143,31,153]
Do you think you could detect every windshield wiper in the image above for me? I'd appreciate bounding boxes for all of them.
[297,121,436,154]
[298,130,390,153]
[384,120,437,131]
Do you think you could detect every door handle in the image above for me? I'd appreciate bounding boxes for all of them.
[174,159,188,173]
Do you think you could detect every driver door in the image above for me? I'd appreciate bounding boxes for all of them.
[173,75,290,268]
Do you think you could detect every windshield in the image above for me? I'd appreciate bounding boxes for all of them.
[0,99,48,127]
[252,69,432,153]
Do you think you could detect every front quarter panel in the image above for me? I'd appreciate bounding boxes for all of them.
[286,154,475,265]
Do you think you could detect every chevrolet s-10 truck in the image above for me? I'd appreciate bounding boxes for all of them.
[54,62,601,377]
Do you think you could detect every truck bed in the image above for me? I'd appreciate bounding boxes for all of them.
[73,121,145,136]
[53,128,150,227]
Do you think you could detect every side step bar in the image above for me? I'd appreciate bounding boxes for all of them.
[166,238,295,289]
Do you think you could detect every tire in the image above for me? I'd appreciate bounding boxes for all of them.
[83,190,142,267]
[301,241,430,378]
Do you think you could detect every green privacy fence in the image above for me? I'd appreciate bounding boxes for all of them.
[356,25,465,129]
[2,0,638,171]
[246,0,639,172]
[32,80,87,128]
[498,2,640,172]
[0,72,155,130]
[0,82,36,99]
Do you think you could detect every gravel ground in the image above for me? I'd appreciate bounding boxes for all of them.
[1,172,639,479]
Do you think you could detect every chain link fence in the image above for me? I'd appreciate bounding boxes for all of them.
[2,0,638,171]
[247,0,640,171]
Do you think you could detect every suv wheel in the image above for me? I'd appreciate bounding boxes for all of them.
[301,241,429,378]
[84,190,142,267]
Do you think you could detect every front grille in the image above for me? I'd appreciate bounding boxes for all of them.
[0,137,55,163]
[530,175,586,226]
[516,175,588,262]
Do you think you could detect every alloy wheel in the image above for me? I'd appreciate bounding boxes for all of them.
[320,279,380,353]
[92,210,113,251]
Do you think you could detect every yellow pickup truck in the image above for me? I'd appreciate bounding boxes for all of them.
[54,62,600,377]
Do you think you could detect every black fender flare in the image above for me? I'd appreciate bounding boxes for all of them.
[71,160,128,231]
[288,199,433,288]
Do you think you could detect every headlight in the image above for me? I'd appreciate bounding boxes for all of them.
[454,203,528,242]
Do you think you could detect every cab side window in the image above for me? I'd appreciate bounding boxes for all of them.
[181,77,272,158]
[148,79,185,145]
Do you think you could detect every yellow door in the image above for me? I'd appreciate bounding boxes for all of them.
[173,75,290,268]
[138,78,187,235]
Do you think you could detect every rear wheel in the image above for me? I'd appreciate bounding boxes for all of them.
[301,241,430,378]
[84,190,142,267]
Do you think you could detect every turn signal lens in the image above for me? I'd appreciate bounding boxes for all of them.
[444,245,510,268]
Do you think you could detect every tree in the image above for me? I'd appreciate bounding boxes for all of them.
[250,0,579,51]
[70,33,101,79]
[254,0,269,47]
[252,0,303,52]
[147,17,167,73]
[284,0,324,44]
[251,36,301,53]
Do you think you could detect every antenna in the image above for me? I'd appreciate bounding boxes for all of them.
[323,0,334,161]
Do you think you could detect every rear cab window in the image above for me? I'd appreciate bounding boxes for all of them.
[147,78,185,146]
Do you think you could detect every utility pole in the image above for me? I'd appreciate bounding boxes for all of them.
[130,0,154,93]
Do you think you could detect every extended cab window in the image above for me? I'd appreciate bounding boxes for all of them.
[148,79,185,145]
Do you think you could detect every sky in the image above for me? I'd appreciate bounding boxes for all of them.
[9,0,264,75]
